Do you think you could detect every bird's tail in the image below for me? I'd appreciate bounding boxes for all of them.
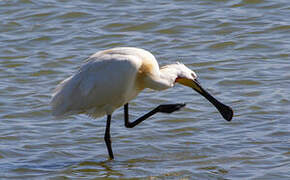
[50,75,76,116]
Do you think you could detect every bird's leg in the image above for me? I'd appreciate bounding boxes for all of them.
[104,115,114,159]
[124,103,185,128]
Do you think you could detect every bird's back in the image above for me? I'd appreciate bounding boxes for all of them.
[51,47,159,118]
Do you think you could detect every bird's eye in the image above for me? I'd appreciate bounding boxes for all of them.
[191,73,197,79]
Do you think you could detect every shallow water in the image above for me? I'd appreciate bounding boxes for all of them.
[0,0,289,179]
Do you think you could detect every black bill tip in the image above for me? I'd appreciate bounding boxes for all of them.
[219,104,233,121]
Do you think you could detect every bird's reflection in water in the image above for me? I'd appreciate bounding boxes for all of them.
[73,160,124,177]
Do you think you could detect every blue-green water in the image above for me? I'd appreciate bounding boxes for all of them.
[0,0,289,179]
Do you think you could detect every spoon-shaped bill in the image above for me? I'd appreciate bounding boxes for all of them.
[176,78,233,121]
[191,80,233,121]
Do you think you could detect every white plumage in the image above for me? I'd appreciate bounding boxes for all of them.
[51,47,195,118]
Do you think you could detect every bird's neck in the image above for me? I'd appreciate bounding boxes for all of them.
[144,65,178,91]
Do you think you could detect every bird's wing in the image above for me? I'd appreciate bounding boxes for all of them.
[51,54,141,116]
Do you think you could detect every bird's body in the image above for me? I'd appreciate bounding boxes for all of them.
[52,47,153,117]
[51,47,233,159]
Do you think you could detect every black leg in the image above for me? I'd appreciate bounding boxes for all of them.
[124,103,185,128]
[104,115,114,159]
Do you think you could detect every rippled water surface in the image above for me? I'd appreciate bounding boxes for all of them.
[1,0,290,179]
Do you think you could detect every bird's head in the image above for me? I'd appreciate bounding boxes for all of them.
[167,63,233,121]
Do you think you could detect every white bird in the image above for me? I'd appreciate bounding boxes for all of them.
[51,47,233,159]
